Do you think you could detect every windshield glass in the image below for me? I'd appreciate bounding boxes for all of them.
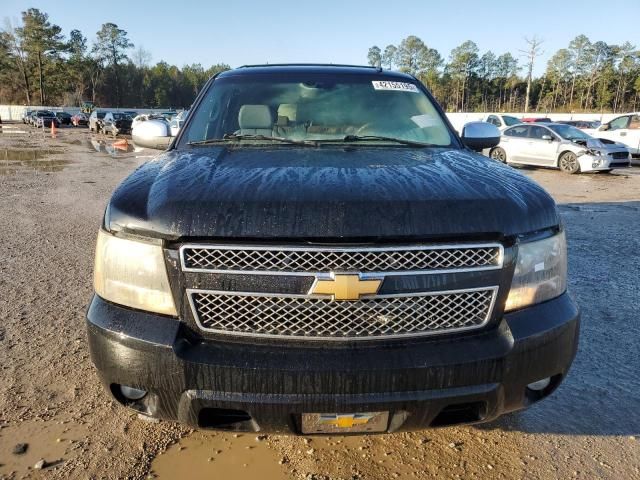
[547,124,591,141]
[180,74,455,147]
[503,115,520,126]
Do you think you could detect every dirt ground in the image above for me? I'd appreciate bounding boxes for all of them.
[0,123,638,480]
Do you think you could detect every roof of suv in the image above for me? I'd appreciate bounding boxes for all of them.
[218,64,416,81]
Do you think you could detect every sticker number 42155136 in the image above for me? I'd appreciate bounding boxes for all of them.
[371,81,419,92]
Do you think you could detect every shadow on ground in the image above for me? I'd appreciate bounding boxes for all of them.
[480,201,640,436]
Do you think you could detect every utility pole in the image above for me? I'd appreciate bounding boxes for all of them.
[520,36,544,113]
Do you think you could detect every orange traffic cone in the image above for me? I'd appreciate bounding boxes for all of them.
[51,121,57,138]
[113,138,129,151]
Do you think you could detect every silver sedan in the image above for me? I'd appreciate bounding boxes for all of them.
[488,123,630,173]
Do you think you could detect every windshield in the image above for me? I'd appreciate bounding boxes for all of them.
[503,115,520,127]
[180,74,454,147]
[547,124,591,141]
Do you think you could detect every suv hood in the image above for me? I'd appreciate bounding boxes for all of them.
[106,147,559,241]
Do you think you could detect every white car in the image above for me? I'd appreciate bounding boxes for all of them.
[169,110,189,136]
[488,123,630,173]
[584,113,640,158]
[483,114,522,131]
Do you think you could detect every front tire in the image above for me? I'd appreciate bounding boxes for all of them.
[490,147,507,163]
[559,151,580,174]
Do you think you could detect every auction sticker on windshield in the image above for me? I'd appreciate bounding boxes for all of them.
[372,81,419,92]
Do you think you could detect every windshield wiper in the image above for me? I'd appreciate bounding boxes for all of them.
[188,134,317,147]
[335,135,435,147]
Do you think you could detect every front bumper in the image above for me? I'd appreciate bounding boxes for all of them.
[86,293,579,434]
[578,153,630,172]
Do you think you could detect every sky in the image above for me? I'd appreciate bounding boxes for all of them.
[2,0,640,77]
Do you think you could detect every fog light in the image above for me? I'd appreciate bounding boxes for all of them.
[527,377,551,391]
[120,385,147,400]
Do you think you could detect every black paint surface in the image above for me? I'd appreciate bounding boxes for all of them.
[106,147,559,241]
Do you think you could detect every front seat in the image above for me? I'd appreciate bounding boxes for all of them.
[238,105,273,136]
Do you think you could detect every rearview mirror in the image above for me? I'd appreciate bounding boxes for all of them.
[461,122,501,151]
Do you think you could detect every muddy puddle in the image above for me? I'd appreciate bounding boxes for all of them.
[151,430,440,479]
[88,137,144,158]
[151,432,290,479]
[0,420,86,476]
[0,148,71,175]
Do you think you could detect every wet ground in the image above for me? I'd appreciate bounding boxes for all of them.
[0,122,638,479]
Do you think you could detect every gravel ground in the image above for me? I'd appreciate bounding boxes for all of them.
[0,125,638,479]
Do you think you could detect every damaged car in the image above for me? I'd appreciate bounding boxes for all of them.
[489,123,630,173]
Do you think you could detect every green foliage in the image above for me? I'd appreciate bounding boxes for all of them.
[0,11,230,108]
[369,35,640,112]
[367,46,381,67]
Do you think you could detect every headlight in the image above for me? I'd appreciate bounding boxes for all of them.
[505,231,567,312]
[94,230,177,316]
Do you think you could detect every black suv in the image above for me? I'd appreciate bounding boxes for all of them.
[55,111,72,126]
[101,112,133,137]
[87,65,579,434]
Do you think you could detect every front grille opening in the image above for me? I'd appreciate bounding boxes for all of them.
[198,408,253,430]
[430,401,486,427]
[190,288,496,340]
[182,244,502,273]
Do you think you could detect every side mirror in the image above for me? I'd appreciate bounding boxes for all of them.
[461,121,501,151]
[541,134,553,141]
[599,124,609,131]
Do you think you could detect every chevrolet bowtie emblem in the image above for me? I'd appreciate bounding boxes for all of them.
[319,413,374,428]
[311,274,382,301]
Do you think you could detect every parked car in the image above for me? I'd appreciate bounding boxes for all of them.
[169,110,189,136]
[584,113,640,158]
[71,112,89,127]
[489,122,630,173]
[55,111,72,126]
[102,112,133,137]
[558,120,600,130]
[28,111,40,126]
[33,110,60,128]
[483,113,522,130]
[87,64,579,434]
[131,113,168,130]
[160,110,177,121]
[88,111,106,133]
[521,117,552,123]
[22,110,34,124]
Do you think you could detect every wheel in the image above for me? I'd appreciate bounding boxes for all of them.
[490,147,507,163]
[559,151,580,174]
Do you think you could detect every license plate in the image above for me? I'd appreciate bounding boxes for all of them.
[301,411,389,434]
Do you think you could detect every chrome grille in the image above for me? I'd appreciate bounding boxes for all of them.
[181,244,502,274]
[188,288,497,341]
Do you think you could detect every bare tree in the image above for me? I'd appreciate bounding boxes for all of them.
[520,36,544,113]
[132,45,152,69]
[2,19,31,104]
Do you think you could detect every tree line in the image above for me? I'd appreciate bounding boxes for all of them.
[0,8,229,108]
[368,35,640,113]
[2,9,638,113]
